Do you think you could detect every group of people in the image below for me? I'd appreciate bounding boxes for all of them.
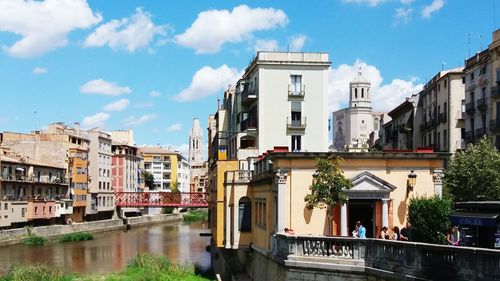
[378,223,412,241]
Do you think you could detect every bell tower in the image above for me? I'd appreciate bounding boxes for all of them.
[349,68,372,109]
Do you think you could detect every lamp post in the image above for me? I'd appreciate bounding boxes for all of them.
[407,170,417,194]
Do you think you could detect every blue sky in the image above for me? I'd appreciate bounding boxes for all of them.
[0,0,497,154]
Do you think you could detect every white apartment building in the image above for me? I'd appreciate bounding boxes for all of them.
[86,129,114,219]
[332,72,383,151]
[177,155,190,193]
[225,51,331,160]
[416,68,465,152]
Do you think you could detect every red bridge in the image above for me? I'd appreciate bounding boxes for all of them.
[115,192,208,207]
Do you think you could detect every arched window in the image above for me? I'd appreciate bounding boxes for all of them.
[239,197,251,231]
[361,88,364,98]
[355,88,358,99]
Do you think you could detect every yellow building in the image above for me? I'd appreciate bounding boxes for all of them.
[68,147,89,222]
[211,151,447,279]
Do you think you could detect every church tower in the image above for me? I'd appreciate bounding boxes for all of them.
[349,69,372,109]
[189,118,203,163]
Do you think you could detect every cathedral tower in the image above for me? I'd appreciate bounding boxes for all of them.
[189,118,203,163]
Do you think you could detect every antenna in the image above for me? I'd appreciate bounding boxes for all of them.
[441,62,446,71]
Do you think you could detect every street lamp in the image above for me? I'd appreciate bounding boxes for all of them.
[407,170,417,194]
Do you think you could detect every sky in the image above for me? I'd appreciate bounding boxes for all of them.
[0,0,498,156]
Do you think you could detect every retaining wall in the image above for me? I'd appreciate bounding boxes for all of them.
[126,214,182,227]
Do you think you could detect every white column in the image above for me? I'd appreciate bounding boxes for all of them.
[340,203,348,236]
[382,199,389,228]
[225,193,231,249]
[275,170,288,234]
[433,169,444,198]
[233,200,239,248]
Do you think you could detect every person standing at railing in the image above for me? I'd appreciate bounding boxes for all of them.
[400,222,413,241]
[446,225,461,246]
[356,221,366,238]
[379,226,389,239]
[392,226,400,240]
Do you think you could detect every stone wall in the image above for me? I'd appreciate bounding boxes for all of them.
[126,214,182,227]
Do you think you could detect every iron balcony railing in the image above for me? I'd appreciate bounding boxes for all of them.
[475,127,486,138]
[241,86,257,105]
[286,117,307,129]
[288,84,305,99]
[477,98,488,111]
[491,85,500,99]
[490,120,500,132]
[465,102,476,115]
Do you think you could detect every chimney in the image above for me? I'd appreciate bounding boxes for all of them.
[217,97,221,110]
[74,122,80,135]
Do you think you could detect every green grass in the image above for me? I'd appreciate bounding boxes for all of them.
[23,235,47,246]
[58,232,93,243]
[0,264,75,281]
[0,253,215,281]
[182,210,208,223]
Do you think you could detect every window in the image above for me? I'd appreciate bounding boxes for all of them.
[239,197,251,232]
[290,75,302,94]
[437,132,441,151]
[444,79,447,88]
[444,129,447,151]
[255,199,267,229]
[480,66,486,75]
[3,203,7,210]
[470,72,474,82]
[361,88,364,98]
[355,88,358,99]
[291,135,302,152]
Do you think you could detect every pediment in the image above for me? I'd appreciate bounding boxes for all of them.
[347,171,397,193]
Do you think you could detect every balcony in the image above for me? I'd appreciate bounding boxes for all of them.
[465,102,476,115]
[241,87,257,106]
[477,98,488,111]
[240,118,257,131]
[286,117,307,130]
[475,127,486,138]
[288,84,305,100]
[491,86,500,99]
[464,130,475,144]
[224,170,253,184]
[0,174,67,184]
[490,120,500,132]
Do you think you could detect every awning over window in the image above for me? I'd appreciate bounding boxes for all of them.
[450,212,499,227]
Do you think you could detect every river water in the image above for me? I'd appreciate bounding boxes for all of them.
[0,221,211,275]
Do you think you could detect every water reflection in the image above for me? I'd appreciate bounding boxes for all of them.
[0,222,211,275]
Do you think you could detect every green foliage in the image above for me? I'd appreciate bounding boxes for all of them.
[304,157,352,213]
[58,232,93,243]
[4,264,73,281]
[162,207,175,214]
[183,209,208,223]
[142,171,155,190]
[444,137,500,201]
[408,196,452,244]
[24,235,47,246]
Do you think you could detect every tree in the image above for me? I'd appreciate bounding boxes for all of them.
[304,156,352,235]
[444,137,500,201]
[142,171,155,190]
[408,196,452,244]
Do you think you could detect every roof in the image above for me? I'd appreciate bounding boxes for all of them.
[139,146,178,155]
[350,71,369,84]
[0,155,65,169]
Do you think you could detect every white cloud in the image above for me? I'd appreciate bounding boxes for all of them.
[80,79,131,96]
[393,7,413,26]
[341,0,386,7]
[124,114,157,126]
[174,65,242,102]
[0,0,101,58]
[328,59,423,112]
[289,34,307,51]
[84,8,167,52]
[422,0,445,19]
[254,39,279,52]
[32,67,47,74]
[82,112,109,129]
[149,90,161,97]
[103,98,130,112]
[175,5,288,54]
[134,101,154,108]
[166,123,182,132]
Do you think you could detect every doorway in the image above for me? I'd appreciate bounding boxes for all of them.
[348,200,375,238]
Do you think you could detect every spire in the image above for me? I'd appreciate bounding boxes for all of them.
[189,118,203,163]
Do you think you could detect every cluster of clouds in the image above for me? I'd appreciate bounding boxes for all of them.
[342,0,445,25]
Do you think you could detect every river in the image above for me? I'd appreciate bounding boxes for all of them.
[0,221,211,275]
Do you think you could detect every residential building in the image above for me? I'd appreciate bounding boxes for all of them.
[0,153,70,227]
[140,146,187,191]
[1,123,90,222]
[111,141,142,216]
[86,129,114,220]
[332,71,384,151]
[177,155,190,193]
[489,29,500,149]
[380,95,419,150]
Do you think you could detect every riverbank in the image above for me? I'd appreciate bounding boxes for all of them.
[0,253,215,281]
[0,214,182,247]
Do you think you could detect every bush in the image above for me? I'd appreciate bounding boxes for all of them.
[24,235,47,246]
[408,196,452,244]
[183,209,208,223]
[58,232,93,243]
[6,264,72,281]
